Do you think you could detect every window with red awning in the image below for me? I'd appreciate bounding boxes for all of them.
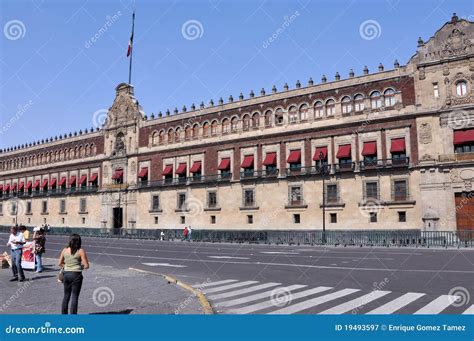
[218,158,230,170]
[32,180,40,189]
[287,150,301,163]
[262,152,277,166]
[4,184,10,191]
[49,178,57,188]
[336,144,352,159]
[0,185,3,191]
[11,183,17,191]
[89,173,98,183]
[241,155,254,168]
[162,165,173,176]
[361,141,377,156]
[41,179,48,189]
[453,129,474,145]
[78,175,87,185]
[176,163,187,175]
[313,147,328,161]
[58,177,66,187]
[111,169,123,180]
[18,182,24,190]
[26,181,32,190]
[390,138,406,153]
[138,167,148,178]
[68,176,76,186]
[190,161,202,173]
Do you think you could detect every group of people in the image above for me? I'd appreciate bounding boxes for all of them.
[6,226,89,314]
[183,225,193,241]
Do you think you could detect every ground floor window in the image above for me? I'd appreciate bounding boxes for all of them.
[210,215,216,224]
[293,214,300,224]
[330,213,337,223]
[247,215,253,224]
[369,212,377,223]
[398,211,406,222]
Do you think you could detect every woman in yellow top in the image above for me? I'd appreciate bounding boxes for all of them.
[58,234,89,314]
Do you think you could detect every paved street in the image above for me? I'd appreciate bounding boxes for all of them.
[1,233,473,315]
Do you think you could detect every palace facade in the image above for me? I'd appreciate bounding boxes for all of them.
[1,15,474,232]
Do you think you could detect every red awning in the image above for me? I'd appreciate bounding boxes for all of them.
[25,181,32,190]
[0,185,3,191]
[176,163,187,175]
[190,161,202,173]
[4,184,10,191]
[41,179,48,188]
[313,147,328,161]
[32,180,40,189]
[453,129,474,145]
[49,178,57,187]
[336,144,352,158]
[241,155,254,168]
[58,177,66,186]
[287,150,301,163]
[89,173,98,183]
[11,183,17,191]
[162,165,173,176]
[262,152,277,166]
[138,167,148,178]
[68,176,76,186]
[18,182,24,190]
[362,141,377,156]
[78,175,87,185]
[111,169,123,180]
[390,138,406,153]
[218,158,231,170]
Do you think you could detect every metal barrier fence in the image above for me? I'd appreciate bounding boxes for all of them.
[0,225,473,248]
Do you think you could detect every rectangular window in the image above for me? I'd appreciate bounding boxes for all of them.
[243,189,255,207]
[326,184,338,204]
[79,198,87,213]
[62,217,65,224]
[82,217,86,224]
[59,199,66,213]
[180,216,185,224]
[154,216,159,224]
[398,211,406,222]
[370,212,377,223]
[10,202,17,215]
[178,193,186,209]
[42,200,48,214]
[433,82,439,98]
[151,195,160,211]
[289,185,303,206]
[0,203,2,215]
[247,215,253,224]
[393,179,408,201]
[208,192,217,208]
[210,215,216,224]
[26,201,32,214]
[365,181,379,200]
[293,214,300,224]
[330,213,337,223]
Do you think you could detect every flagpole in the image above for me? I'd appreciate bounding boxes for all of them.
[128,11,135,85]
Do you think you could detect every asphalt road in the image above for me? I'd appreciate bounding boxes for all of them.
[1,233,473,315]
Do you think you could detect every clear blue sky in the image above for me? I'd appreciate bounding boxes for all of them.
[1,0,473,149]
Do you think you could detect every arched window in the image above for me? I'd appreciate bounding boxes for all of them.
[192,124,199,139]
[370,91,382,109]
[152,131,159,145]
[202,122,210,137]
[314,101,324,118]
[299,104,309,121]
[264,110,272,127]
[211,120,218,135]
[175,127,181,142]
[341,96,352,114]
[251,113,259,128]
[158,130,165,144]
[384,89,396,107]
[326,99,335,116]
[289,105,298,123]
[185,126,192,140]
[275,108,284,125]
[167,129,174,143]
[231,117,238,132]
[222,118,230,134]
[354,94,364,112]
[242,115,250,131]
[456,80,468,97]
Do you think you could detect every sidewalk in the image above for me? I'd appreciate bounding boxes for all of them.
[0,258,203,314]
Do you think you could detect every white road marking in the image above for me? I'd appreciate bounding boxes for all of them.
[204,281,259,294]
[194,279,238,288]
[208,282,281,300]
[208,256,250,260]
[366,293,426,314]
[260,251,300,255]
[319,290,391,314]
[414,295,460,314]
[462,304,474,314]
[271,288,360,314]
[216,285,307,308]
[141,262,186,268]
[230,286,333,314]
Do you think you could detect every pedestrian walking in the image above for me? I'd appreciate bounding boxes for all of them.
[33,227,46,273]
[20,225,30,241]
[58,234,89,314]
[183,226,188,241]
[187,225,193,241]
[6,226,26,282]
[160,230,165,241]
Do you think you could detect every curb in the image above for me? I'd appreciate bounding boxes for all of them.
[129,267,214,314]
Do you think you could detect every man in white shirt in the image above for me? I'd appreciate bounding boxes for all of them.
[6,226,26,282]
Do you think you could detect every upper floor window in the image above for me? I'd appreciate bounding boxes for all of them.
[299,104,309,121]
[326,99,335,116]
[314,101,324,118]
[456,80,468,97]
[231,117,238,132]
[202,122,210,137]
[174,128,181,142]
[167,129,174,143]
[370,91,382,109]
[264,110,272,127]
[184,126,192,140]
[275,108,284,125]
[354,94,364,112]
[192,124,199,139]
[151,132,159,145]
[384,88,396,107]
[289,106,298,123]
[211,121,218,136]
[242,115,251,131]
[341,96,352,114]
[222,118,230,134]
[251,113,259,128]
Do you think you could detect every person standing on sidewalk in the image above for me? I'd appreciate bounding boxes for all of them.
[58,234,89,314]
[183,226,188,241]
[6,226,26,282]
[33,227,46,273]
[187,225,193,241]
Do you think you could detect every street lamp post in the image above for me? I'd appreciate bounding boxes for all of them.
[319,152,326,245]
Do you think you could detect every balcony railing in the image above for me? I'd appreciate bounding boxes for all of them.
[1,186,99,199]
[240,169,280,179]
[285,199,308,208]
[138,173,233,189]
[333,162,355,173]
[285,165,330,177]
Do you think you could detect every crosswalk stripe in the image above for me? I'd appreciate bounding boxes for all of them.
[319,290,391,314]
[216,285,307,308]
[195,279,238,288]
[413,295,460,314]
[230,286,333,314]
[462,304,474,314]
[203,281,259,294]
[365,292,425,314]
[209,282,281,300]
[271,288,360,314]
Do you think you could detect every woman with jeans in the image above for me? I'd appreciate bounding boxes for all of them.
[58,234,89,314]
[33,228,46,273]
